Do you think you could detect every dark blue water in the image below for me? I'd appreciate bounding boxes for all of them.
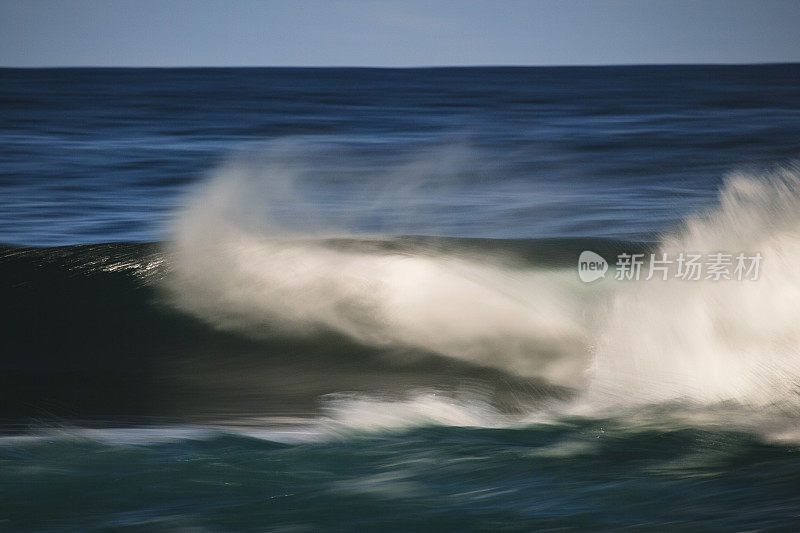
[2,65,799,245]
[3,66,800,531]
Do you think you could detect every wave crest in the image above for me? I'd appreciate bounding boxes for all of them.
[166,148,800,410]
[166,148,590,386]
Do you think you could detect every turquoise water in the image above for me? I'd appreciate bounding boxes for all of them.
[4,417,800,531]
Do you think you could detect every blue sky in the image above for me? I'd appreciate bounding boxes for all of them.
[1,0,799,67]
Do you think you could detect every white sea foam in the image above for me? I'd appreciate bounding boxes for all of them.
[166,146,591,386]
[587,166,800,409]
[319,391,514,432]
[166,145,800,414]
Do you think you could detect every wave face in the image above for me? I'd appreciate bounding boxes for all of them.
[0,238,585,423]
[167,152,800,415]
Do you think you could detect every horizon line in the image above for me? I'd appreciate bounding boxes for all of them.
[2,61,799,70]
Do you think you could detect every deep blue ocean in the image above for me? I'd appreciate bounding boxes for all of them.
[2,65,800,531]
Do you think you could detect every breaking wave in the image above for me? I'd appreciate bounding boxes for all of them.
[167,148,800,413]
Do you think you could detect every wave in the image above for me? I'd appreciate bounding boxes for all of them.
[167,232,593,385]
[164,146,602,386]
[167,150,800,414]
[0,236,600,423]
[4,151,800,429]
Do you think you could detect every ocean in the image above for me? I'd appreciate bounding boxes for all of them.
[2,65,800,531]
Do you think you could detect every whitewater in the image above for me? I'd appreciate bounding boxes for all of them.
[162,148,800,436]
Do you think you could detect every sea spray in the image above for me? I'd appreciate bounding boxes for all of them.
[587,165,800,408]
[168,149,800,412]
[166,145,591,385]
